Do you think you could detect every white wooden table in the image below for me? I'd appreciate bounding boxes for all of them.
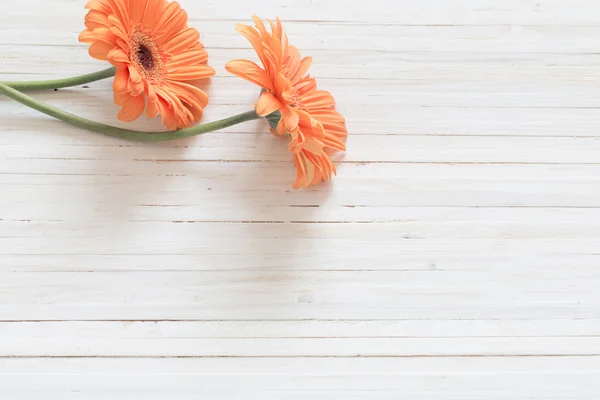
[1,0,600,398]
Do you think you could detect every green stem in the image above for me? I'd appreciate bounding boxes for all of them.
[0,67,117,91]
[0,81,260,142]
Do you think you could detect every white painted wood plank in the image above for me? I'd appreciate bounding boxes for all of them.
[0,373,598,400]
[3,356,599,374]
[1,163,600,206]
[8,22,600,54]
[4,132,600,163]
[1,358,599,399]
[4,253,600,272]
[1,302,598,322]
[3,0,600,397]
[4,0,600,25]
[3,337,600,357]
[3,320,600,338]
[4,196,600,222]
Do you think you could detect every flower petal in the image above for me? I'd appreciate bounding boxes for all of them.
[107,47,129,67]
[153,1,186,40]
[142,0,164,28]
[85,0,110,12]
[84,10,110,30]
[163,27,200,53]
[167,65,216,81]
[88,40,115,60]
[274,72,292,98]
[167,49,209,69]
[168,81,210,109]
[255,91,281,116]
[112,67,130,94]
[107,0,129,27]
[114,91,131,106]
[292,57,312,84]
[225,60,273,91]
[293,153,309,189]
[78,29,96,44]
[301,90,336,109]
[128,64,142,83]
[128,75,145,96]
[280,104,299,131]
[117,94,145,122]
[145,84,160,119]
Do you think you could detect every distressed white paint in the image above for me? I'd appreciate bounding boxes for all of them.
[1,0,600,398]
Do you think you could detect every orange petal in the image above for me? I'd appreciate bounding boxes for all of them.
[110,25,129,43]
[301,90,336,109]
[108,0,129,27]
[274,72,292,99]
[153,1,184,38]
[167,65,216,81]
[293,153,309,189]
[156,96,178,131]
[275,118,287,136]
[107,14,129,37]
[112,67,130,94]
[321,120,348,139]
[95,27,118,43]
[84,10,110,30]
[145,84,160,119]
[235,24,270,72]
[128,75,145,96]
[225,60,273,90]
[276,18,285,46]
[252,15,269,40]
[296,110,324,138]
[311,108,346,124]
[284,46,301,77]
[116,38,130,53]
[255,91,281,116]
[129,0,146,23]
[161,10,189,41]
[292,57,312,84]
[268,18,282,43]
[296,152,317,189]
[142,0,164,28]
[300,136,326,155]
[163,28,200,53]
[107,47,129,67]
[117,94,145,122]
[308,162,325,186]
[321,135,347,152]
[295,77,317,96]
[280,105,299,131]
[128,64,142,83]
[167,49,209,69]
[88,40,115,60]
[85,0,109,12]
[114,91,132,106]
[168,81,210,109]
[78,29,96,44]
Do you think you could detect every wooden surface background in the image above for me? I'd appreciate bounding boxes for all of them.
[2,0,600,398]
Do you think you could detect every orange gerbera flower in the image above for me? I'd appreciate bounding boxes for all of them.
[225,16,347,189]
[79,0,215,130]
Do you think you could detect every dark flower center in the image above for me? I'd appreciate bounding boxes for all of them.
[137,44,155,71]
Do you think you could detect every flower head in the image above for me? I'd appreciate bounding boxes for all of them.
[226,16,347,189]
[79,0,216,130]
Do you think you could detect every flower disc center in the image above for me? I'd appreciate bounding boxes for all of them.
[137,43,155,71]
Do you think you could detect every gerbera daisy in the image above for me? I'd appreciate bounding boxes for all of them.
[225,16,347,189]
[79,0,216,130]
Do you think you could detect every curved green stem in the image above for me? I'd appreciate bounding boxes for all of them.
[0,67,117,91]
[0,81,260,142]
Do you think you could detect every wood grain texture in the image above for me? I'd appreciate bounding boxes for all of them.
[1,0,600,398]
